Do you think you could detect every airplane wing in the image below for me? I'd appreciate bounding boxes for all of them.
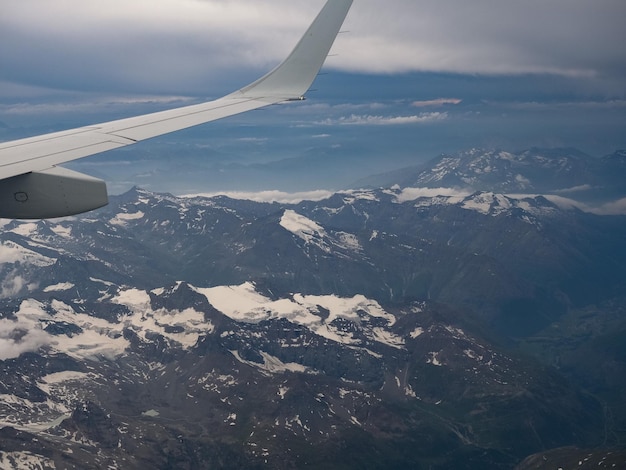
[0,0,353,219]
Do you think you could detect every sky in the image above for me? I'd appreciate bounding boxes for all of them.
[1,0,625,193]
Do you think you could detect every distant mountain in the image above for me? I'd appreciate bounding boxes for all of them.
[69,142,391,194]
[1,184,625,468]
[353,148,626,202]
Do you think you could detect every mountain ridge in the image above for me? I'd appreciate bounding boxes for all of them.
[1,166,625,468]
[351,147,626,203]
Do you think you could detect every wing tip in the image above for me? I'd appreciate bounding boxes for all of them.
[238,0,353,100]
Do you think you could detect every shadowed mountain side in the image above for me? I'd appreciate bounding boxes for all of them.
[1,182,625,468]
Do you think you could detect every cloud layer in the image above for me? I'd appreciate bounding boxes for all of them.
[0,318,51,360]
[2,0,625,96]
[317,112,448,126]
[182,190,335,204]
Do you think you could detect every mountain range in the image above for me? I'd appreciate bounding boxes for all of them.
[354,147,626,203]
[65,144,626,197]
[1,148,625,468]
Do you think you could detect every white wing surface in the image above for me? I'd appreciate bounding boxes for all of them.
[0,0,353,219]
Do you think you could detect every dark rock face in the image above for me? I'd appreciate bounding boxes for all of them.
[61,401,120,449]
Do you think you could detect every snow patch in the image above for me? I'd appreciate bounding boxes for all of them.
[337,189,380,203]
[40,371,90,385]
[279,210,361,253]
[410,327,424,339]
[113,288,214,349]
[112,288,151,308]
[109,211,145,226]
[461,192,512,216]
[0,241,56,267]
[230,350,312,375]
[427,351,444,366]
[198,371,238,393]
[336,232,362,251]
[8,223,39,237]
[197,283,402,348]
[0,451,57,469]
[280,210,328,248]
[43,282,75,293]
[89,277,115,287]
[463,349,483,361]
[7,289,214,362]
[370,327,404,348]
[50,224,72,238]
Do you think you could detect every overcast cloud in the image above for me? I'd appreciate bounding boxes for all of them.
[1,0,625,96]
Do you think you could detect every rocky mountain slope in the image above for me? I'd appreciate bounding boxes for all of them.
[1,180,625,468]
[354,148,626,203]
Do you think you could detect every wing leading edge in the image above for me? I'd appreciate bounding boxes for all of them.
[0,0,353,219]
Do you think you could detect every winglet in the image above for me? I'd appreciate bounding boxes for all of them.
[235,0,353,100]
